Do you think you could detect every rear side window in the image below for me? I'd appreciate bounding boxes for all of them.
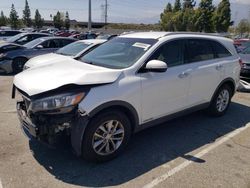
[186,39,214,63]
[41,39,60,48]
[150,40,185,67]
[212,41,232,58]
[60,39,74,47]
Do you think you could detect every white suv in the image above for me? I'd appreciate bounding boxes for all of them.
[13,32,241,162]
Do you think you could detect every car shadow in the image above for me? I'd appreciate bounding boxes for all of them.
[0,72,15,76]
[29,102,250,187]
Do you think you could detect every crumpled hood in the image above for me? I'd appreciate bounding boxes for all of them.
[25,53,70,68]
[239,54,250,64]
[14,58,122,96]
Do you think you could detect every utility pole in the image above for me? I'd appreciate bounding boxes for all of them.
[105,0,108,28]
[88,0,92,30]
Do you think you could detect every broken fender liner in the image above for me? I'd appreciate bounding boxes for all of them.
[71,114,90,156]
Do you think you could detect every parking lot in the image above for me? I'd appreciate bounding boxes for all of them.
[0,74,250,188]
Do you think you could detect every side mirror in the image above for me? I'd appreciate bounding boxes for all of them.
[36,45,43,49]
[144,60,168,72]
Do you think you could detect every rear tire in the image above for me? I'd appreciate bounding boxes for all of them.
[12,57,28,73]
[81,110,132,162]
[207,84,233,117]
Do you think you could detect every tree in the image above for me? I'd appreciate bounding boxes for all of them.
[196,0,215,32]
[9,4,19,29]
[23,0,32,27]
[0,11,7,26]
[237,19,250,37]
[64,11,70,30]
[34,9,44,29]
[213,0,232,32]
[173,0,181,12]
[183,0,196,10]
[53,11,64,29]
[160,3,175,31]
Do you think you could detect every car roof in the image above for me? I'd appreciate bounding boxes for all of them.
[119,32,169,39]
[119,31,231,40]
[78,39,107,44]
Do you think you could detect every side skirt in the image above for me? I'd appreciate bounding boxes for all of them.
[135,103,210,133]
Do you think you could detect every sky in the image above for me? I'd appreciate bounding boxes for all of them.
[0,0,250,25]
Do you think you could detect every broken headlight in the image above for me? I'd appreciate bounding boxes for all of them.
[30,92,85,113]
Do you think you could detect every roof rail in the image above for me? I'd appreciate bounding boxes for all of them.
[163,32,224,38]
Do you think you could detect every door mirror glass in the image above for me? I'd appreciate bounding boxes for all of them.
[144,60,168,72]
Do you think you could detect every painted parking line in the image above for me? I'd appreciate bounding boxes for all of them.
[143,123,250,188]
[0,178,3,188]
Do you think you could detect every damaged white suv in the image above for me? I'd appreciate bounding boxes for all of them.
[13,32,241,162]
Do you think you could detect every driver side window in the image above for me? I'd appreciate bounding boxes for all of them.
[149,40,185,67]
[40,40,59,48]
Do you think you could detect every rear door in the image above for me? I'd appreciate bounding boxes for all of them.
[186,39,224,106]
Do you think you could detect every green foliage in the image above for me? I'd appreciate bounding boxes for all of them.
[34,9,44,29]
[0,11,8,26]
[236,19,250,36]
[213,0,232,32]
[183,0,196,10]
[173,0,181,12]
[194,0,215,32]
[9,4,19,29]
[160,0,232,33]
[64,11,70,30]
[23,0,32,27]
[53,11,64,29]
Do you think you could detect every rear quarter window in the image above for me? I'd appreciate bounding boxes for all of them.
[211,41,232,58]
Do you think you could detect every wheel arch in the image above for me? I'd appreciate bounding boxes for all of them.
[88,100,140,133]
[211,78,236,102]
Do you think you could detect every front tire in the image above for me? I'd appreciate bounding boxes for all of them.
[12,57,28,73]
[81,110,132,162]
[208,84,233,117]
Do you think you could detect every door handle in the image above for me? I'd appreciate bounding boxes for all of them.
[178,72,190,79]
[216,64,223,70]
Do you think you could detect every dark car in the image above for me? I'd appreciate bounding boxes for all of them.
[0,37,77,73]
[239,46,250,80]
[4,33,50,45]
[0,30,22,40]
[96,34,118,40]
[71,33,97,40]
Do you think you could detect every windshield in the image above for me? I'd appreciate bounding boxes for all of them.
[80,37,157,69]
[56,41,91,56]
[6,33,25,43]
[23,38,44,49]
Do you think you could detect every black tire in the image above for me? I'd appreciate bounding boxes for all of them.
[12,57,28,73]
[207,84,233,117]
[81,110,132,162]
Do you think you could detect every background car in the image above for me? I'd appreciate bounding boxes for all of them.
[70,32,97,40]
[96,34,118,40]
[24,39,107,70]
[239,46,250,80]
[0,30,22,40]
[0,37,76,73]
[3,33,50,45]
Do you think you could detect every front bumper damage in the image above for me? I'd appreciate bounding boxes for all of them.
[16,100,89,156]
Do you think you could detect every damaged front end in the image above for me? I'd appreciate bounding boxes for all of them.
[14,85,91,156]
